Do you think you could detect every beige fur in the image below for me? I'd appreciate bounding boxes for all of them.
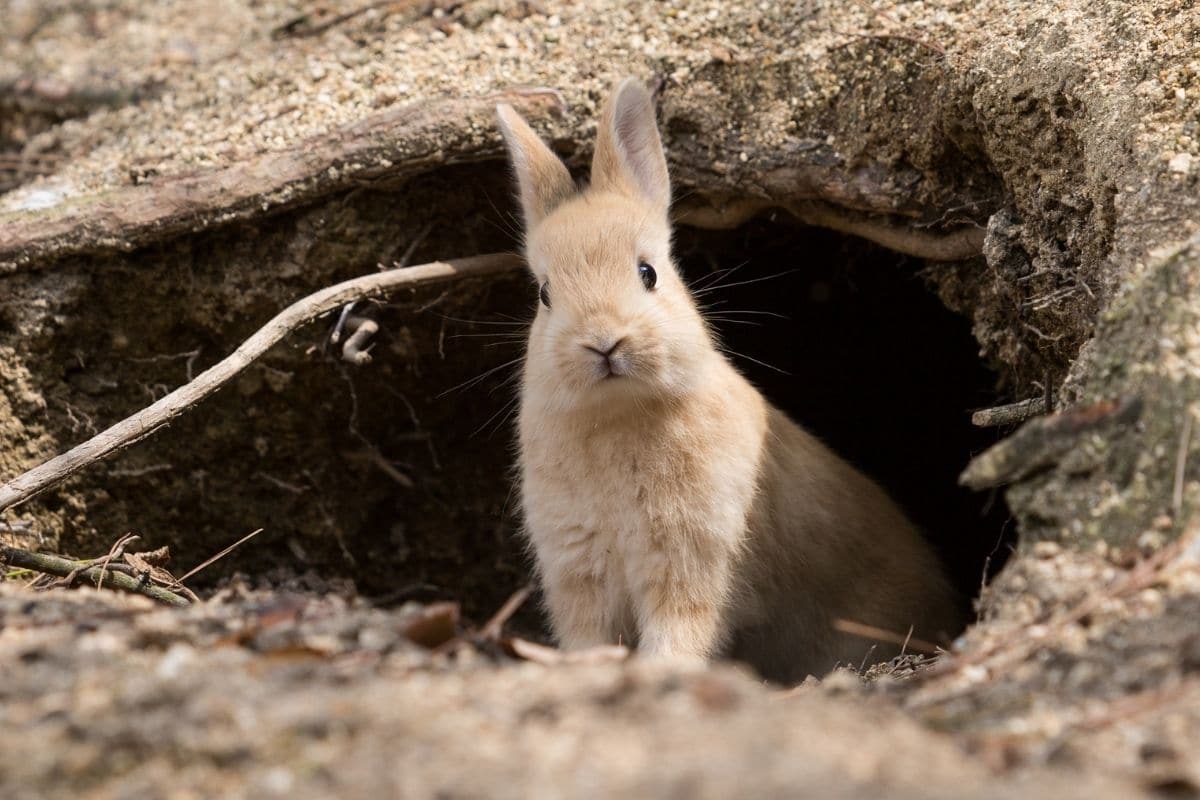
[497,78,962,683]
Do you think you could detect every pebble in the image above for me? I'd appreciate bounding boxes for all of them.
[1168,152,1193,174]
[1032,541,1062,559]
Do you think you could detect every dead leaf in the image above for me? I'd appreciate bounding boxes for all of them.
[401,601,460,648]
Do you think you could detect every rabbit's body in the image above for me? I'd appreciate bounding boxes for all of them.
[498,80,961,683]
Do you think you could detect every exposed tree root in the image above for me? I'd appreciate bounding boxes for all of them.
[675,197,985,261]
[0,91,565,272]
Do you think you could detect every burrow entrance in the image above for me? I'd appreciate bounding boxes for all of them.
[357,204,1016,637]
[353,191,1018,632]
[15,167,1017,645]
[672,214,1015,613]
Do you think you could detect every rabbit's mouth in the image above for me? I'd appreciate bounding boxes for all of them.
[596,362,627,381]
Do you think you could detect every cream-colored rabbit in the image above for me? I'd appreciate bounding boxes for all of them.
[496,78,962,682]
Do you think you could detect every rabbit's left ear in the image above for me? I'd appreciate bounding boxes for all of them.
[496,103,577,227]
[591,78,670,214]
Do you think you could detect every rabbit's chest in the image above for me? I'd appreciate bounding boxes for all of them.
[522,421,713,546]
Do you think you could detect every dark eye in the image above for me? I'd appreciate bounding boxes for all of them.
[539,281,551,309]
[638,261,657,291]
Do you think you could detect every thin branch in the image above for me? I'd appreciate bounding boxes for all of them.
[833,618,940,655]
[172,527,265,586]
[480,584,533,641]
[0,253,523,513]
[971,397,1051,428]
[1,545,191,607]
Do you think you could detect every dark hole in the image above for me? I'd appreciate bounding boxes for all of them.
[674,213,1015,613]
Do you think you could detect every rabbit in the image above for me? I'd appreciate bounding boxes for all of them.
[495,77,963,683]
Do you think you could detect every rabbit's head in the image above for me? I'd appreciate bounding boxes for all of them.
[497,79,714,413]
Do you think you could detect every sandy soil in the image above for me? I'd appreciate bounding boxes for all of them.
[2,548,1194,799]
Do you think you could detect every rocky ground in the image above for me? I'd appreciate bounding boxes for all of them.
[2,531,1198,799]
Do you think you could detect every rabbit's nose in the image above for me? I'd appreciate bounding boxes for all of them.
[583,338,625,358]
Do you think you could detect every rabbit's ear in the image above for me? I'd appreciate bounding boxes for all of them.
[591,78,670,213]
[496,104,576,227]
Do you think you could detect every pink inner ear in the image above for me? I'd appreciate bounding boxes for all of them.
[612,93,670,209]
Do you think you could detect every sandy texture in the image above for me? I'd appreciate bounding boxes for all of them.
[0,574,1174,799]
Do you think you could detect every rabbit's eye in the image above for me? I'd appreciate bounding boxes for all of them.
[539,281,551,309]
[638,261,657,290]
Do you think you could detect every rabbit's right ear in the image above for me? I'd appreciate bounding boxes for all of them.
[496,104,576,228]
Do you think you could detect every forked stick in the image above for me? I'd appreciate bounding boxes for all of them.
[0,253,524,513]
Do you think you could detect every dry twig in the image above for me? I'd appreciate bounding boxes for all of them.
[833,618,940,655]
[172,527,265,587]
[480,584,533,641]
[1,544,191,607]
[971,397,1051,428]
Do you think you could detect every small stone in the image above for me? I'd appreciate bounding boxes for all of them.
[1032,541,1061,559]
[961,664,989,684]
[1168,152,1193,174]
[821,668,862,693]
[155,643,197,680]
[1138,530,1167,552]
